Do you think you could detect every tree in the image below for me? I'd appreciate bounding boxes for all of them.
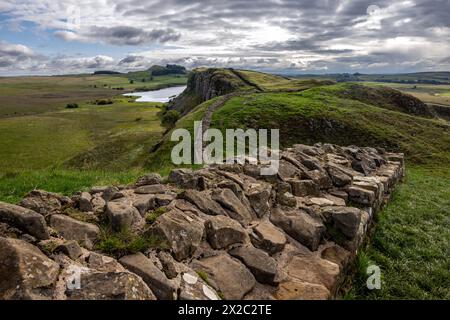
[162,110,180,127]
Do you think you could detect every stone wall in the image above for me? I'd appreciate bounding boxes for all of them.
[0,143,404,300]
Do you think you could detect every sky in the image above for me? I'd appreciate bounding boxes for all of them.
[0,0,449,75]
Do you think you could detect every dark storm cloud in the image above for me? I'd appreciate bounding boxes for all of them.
[86,26,180,45]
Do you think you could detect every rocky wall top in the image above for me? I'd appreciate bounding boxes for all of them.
[0,143,404,300]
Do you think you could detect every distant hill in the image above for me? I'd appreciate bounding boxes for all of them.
[93,70,122,75]
[292,72,450,84]
[148,64,187,76]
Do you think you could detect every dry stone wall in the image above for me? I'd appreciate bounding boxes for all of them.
[0,143,404,300]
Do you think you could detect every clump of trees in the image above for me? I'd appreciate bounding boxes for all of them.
[66,103,79,109]
[162,110,180,127]
[94,99,114,105]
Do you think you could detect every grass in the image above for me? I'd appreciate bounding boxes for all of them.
[96,227,167,258]
[0,97,166,171]
[210,84,450,164]
[0,168,145,204]
[145,207,168,224]
[348,166,450,300]
[0,74,187,117]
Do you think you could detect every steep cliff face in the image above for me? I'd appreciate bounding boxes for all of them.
[168,68,250,114]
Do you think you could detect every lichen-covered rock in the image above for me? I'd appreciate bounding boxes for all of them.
[191,253,256,300]
[212,188,254,225]
[19,190,71,216]
[205,215,246,249]
[270,207,325,251]
[285,255,340,291]
[0,202,50,240]
[0,237,60,299]
[169,169,199,189]
[105,202,144,232]
[275,280,330,300]
[246,183,271,218]
[250,221,286,254]
[119,252,177,300]
[229,245,279,285]
[78,192,93,212]
[288,179,320,197]
[149,208,204,261]
[178,190,226,216]
[135,173,162,187]
[65,271,156,300]
[134,184,167,194]
[55,240,83,260]
[49,214,100,249]
[322,206,363,238]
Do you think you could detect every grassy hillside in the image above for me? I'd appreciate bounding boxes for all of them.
[210,83,450,164]
[348,166,450,300]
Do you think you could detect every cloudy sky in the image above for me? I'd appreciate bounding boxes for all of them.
[0,0,449,75]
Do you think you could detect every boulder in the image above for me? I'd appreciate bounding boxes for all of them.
[212,188,253,226]
[320,245,351,270]
[105,202,144,232]
[348,186,375,206]
[304,170,333,189]
[79,192,93,212]
[102,186,120,202]
[19,190,70,216]
[65,271,156,300]
[0,237,60,299]
[91,195,106,214]
[205,215,246,249]
[246,184,271,218]
[251,221,286,254]
[270,208,325,251]
[0,201,50,240]
[135,173,162,187]
[154,194,176,207]
[49,214,100,249]
[191,253,256,300]
[132,194,156,216]
[169,169,199,189]
[288,179,320,197]
[229,246,278,285]
[178,190,226,216]
[276,182,297,207]
[55,240,83,260]
[149,208,204,261]
[88,252,124,272]
[134,184,167,194]
[326,166,352,187]
[285,255,340,291]
[275,280,330,300]
[322,206,362,238]
[119,252,176,300]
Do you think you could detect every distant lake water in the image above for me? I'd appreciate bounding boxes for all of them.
[124,85,186,103]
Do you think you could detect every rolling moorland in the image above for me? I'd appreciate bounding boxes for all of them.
[0,67,449,299]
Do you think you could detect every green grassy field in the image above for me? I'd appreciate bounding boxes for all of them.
[348,166,450,299]
[0,73,187,203]
[0,74,188,117]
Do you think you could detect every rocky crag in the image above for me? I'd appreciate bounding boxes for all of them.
[0,144,404,300]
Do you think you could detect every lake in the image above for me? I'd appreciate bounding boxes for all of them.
[124,85,187,103]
